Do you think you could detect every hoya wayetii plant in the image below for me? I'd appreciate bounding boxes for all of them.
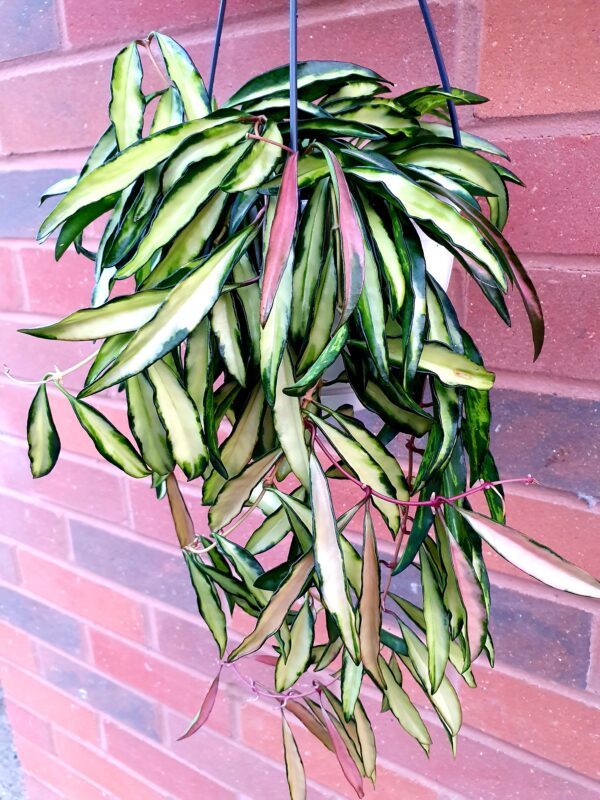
[15,32,600,798]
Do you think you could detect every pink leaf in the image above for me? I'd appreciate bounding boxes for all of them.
[260,152,299,325]
[320,696,364,798]
[177,669,221,741]
[253,654,279,666]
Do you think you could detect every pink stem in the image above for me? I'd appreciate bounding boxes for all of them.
[313,434,535,509]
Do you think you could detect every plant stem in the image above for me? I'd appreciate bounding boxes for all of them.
[4,349,100,387]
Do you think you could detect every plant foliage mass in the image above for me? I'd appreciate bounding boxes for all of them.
[22,34,600,798]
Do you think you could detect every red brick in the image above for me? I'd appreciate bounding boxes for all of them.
[0,1,59,63]
[0,247,25,311]
[0,660,100,743]
[19,245,95,317]
[22,772,63,800]
[466,266,600,383]
[63,0,288,47]
[0,538,20,583]
[153,608,223,673]
[460,668,600,780]
[590,617,600,694]
[53,729,168,800]
[160,2,460,105]
[0,492,69,558]
[0,619,37,671]
[104,721,235,800]
[0,439,129,525]
[499,135,600,255]
[14,735,112,800]
[90,629,231,734]
[4,698,53,750]
[470,488,600,580]
[1,319,98,393]
[18,551,147,643]
[0,60,111,154]
[478,0,600,118]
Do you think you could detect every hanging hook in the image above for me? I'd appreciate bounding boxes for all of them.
[208,0,228,100]
[288,0,299,152]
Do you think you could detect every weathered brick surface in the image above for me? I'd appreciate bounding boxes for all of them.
[0,0,60,63]
[490,584,592,688]
[466,266,600,383]
[38,645,162,740]
[0,584,84,655]
[70,520,196,609]
[499,135,600,255]
[478,0,600,119]
[1,1,600,798]
[0,170,73,237]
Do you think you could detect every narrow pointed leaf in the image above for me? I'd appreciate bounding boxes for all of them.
[27,385,60,478]
[341,649,363,721]
[284,325,348,396]
[109,42,144,150]
[319,697,365,798]
[420,546,450,693]
[458,509,600,598]
[126,373,174,477]
[359,506,383,681]
[147,360,207,480]
[222,119,283,192]
[282,713,307,800]
[260,153,298,324]
[228,551,313,661]
[377,656,431,753]
[185,553,228,656]
[211,293,246,386]
[165,473,194,548]
[80,223,258,396]
[275,597,314,691]
[310,453,360,661]
[273,351,310,488]
[178,670,221,741]
[153,32,210,119]
[209,450,281,532]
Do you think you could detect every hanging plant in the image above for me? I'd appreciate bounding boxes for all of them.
[12,29,600,799]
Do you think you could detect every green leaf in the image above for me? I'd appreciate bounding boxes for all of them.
[413,380,460,490]
[147,359,207,480]
[80,223,258,397]
[228,551,313,661]
[273,351,310,488]
[297,117,385,140]
[457,509,600,598]
[126,372,174,477]
[394,218,427,387]
[399,622,462,743]
[119,139,250,279]
[58,386,149,478]
[296,245,337,374]
[275,597,314,691]
[20,289,169,341]
[222,119,283,191]
[260,250,293,405]
[348,166,507,291]
[227,61,389,107]
[290,178,329,344]
[356,234,389,379]
[306,413,400,535]
[209,450,281,532]
[203,384,265,503]
[341,649,363,721]
[284,325,348,397]
[109,42,144,150]
[185,552,227,656]
[360,193,405,317]
[38,114,239,242]
[142,191,229,290]
[310,452,360,661]
[184,318,211,426]
[420,545,450,693]
[27,384,60,478]
[282,712,307,800]
[214,534,269,605]
[396,144,509,229]
[377,656,431,753]
[211,293,247,386]
[319,146,365,325]
[339,102,418,135]
[388,339,494,390]
[393,504,434,574]
[419,123,508,158]
[153,32,210,119]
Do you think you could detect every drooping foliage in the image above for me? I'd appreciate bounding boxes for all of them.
[22,34,599,798]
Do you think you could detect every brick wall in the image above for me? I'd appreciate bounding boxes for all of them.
[0,1,599,798]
